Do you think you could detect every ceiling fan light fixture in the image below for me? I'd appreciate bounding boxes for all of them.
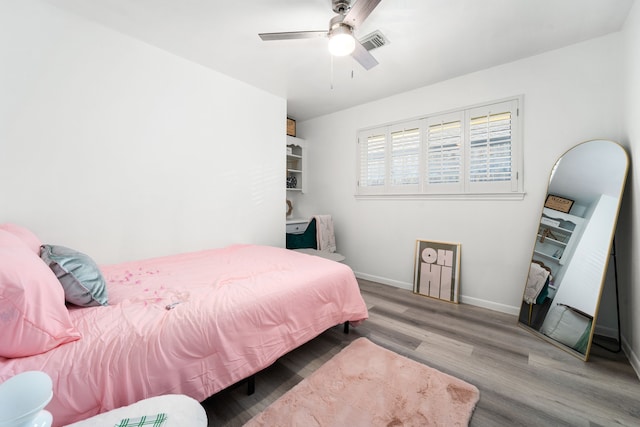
[328,24,355,56]
[258,0,381,70]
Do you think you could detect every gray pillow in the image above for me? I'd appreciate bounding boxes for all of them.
[40,244,108,307]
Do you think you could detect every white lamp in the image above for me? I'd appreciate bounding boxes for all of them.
[0,371,53,427]
[328,24,355,56]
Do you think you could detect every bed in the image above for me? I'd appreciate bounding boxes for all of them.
[0,224,369,427]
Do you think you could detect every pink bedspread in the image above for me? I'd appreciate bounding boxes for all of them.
[0,244,368,426]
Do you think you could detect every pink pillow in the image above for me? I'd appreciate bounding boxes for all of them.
[0,229,26,249]
[0,245,81,358]
[0,223,42,254]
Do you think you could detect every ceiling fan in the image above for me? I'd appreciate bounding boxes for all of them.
[259,0,382,70]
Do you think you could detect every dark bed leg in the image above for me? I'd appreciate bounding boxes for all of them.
[343,321,350,334]
[247,375,255,395]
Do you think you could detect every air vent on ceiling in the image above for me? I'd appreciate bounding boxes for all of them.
[359,30,389,51]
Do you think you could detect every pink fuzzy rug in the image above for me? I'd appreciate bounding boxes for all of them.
[245,337,479,426]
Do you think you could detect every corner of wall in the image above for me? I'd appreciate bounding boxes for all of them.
[622,334,640,380]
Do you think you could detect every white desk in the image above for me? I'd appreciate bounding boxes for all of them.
[286,218,309,234]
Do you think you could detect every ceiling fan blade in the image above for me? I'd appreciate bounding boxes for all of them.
[259,31,327,41]
[343,0,382,28]
[351,40,379,70]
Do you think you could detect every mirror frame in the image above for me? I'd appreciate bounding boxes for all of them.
[518,139,629,361]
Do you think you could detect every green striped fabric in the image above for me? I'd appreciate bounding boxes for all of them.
[114,413,167,427]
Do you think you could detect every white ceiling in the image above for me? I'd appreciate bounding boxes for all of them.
[44,0,634,121]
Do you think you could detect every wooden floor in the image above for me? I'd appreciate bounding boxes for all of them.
[202,279,640,426]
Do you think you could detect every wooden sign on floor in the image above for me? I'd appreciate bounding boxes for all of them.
[413,239,461,303]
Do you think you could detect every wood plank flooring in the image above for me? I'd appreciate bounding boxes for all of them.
[201,279,640,426]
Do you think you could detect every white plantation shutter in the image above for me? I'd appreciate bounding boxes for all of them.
[355,96,522,197]
[357,128,387,192]
[467,100,518,193]
[425,113,463,193]
[389,121,421,192]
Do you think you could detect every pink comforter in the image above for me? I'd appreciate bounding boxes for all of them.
[0,244,368,426]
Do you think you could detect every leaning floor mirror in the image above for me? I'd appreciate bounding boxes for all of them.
[518,140,628,361]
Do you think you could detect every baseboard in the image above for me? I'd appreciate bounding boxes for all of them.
[621,335,640,380]
[460,295,521,316]
[353,272,521,315]
[594,324,618,339]
[353,272,413,291]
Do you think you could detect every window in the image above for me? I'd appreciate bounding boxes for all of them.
[425,112,463,194]
[389,121,421,193]
[358,128,386,189]
[356,97,522,197]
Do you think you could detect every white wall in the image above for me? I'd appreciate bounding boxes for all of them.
[620,0,640,376]
[0,0,286,264]
[299,33,624,316]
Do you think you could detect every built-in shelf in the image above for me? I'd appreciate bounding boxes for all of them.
[286,136,306,193]
[533,208,584,266]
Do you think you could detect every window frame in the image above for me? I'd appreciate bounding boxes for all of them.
[355,96,524,200]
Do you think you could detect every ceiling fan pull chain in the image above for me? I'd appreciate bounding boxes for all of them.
[330,55,335,90]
